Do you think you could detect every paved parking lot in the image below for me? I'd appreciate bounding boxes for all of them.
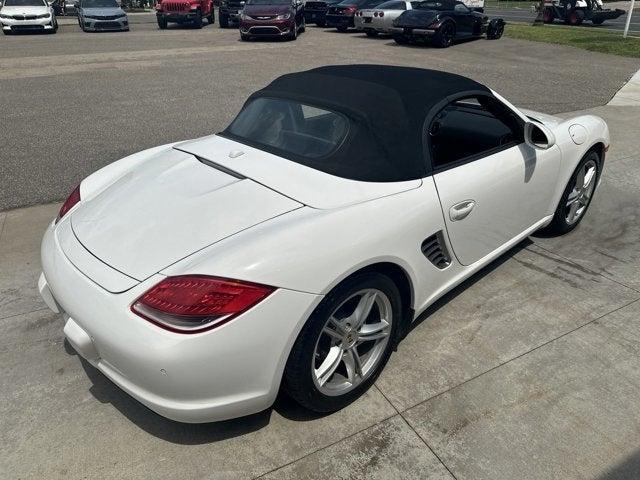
[1,15,640,480]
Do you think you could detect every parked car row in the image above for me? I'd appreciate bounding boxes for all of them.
[0,0,128,33]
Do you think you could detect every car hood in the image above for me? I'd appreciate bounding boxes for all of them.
[176,134,422,210]
[243,4,290,15]
[70,148,303,282]
[0,5,49,14]
[82,6,125,14]
[394,9,438,27]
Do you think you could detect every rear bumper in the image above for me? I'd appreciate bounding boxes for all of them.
[326,14,354,28]
[40,219,322,423]
[355,16,386,32]
[390,26,436,36]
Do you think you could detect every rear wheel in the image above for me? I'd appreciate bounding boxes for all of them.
[539,150,600,236]
[365,29,378,37]
[283,272,402,413]
[542,7,554,23]
[207,9,215,24]
[591,17,604,25]
[219,12,229,27]
[2,29,10,35]
[432,21,455,47]
[316,19,326,27]
[337,25,348,32]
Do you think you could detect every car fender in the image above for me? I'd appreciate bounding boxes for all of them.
[162,178,450,312]
[547,114,609,213]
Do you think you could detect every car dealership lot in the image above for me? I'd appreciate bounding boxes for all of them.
[2,18,640,479]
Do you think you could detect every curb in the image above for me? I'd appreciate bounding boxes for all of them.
[608,69,640,106]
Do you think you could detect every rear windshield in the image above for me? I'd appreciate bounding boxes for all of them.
[225,97,349,160]
[414,0,454,9]
[81,0,118,7]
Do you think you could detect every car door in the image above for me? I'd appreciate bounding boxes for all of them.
[451,1,473,36]
[428,94,560,266]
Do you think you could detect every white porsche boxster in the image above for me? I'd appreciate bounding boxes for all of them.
[39,65,609,423]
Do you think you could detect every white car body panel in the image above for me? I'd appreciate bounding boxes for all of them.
[40,88,610,422]
[177,134,423,209]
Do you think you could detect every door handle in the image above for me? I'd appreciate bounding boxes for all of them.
[449,200,476,221]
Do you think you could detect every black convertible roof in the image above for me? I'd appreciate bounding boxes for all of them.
[226,65,491,182]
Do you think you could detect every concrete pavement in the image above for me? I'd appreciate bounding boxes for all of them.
[1,102,639,479]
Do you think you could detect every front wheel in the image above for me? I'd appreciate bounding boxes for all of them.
[194,10,203,28]
[316,19,326,27]
[157,15,168,29]
[542,7,554,23]
[486,19,504,39]
[207,10,215,24]
[539,150,600,236]
[336,25,348,32]
[566,8,584,25]
[240,32,251,40]
[393,33,409,44]
[365,29,378,37]
[591,17,604,25]
[283,272,402,413]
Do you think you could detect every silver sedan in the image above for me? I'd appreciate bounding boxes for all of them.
[355,0,416,35]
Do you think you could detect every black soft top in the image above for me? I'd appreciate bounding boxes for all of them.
[224,65,491,182]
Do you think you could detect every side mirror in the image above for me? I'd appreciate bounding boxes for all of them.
[524,121,556,150]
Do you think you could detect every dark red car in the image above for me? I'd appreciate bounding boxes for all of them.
[240,0,305,40]
[326,0,382,31]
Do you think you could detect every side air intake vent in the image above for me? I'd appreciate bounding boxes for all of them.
[421,231,451,269]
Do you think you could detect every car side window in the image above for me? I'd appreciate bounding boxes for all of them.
[428,95,524,169]
[453,1,469,11]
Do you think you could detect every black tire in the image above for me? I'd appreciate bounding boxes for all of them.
[486,19,504,39]
[2,29,10,35]
[591,17,604,25]
[336,25,348,32]
[299,17,305,32]
[316,19,326,27]
[207,10,215,24]
[240,32,251,40]
[51,19,58,33]
[542,6,554,23]
[566,8,584,25]
[194,10,203,28]
[539,149,601,236]
[283,272,403,413]
[393,33,409,44]
[157,15,168,29]
[289,20,298,39]
[365,29,378,37]
[219,13,229,27]
[432,21,455,48]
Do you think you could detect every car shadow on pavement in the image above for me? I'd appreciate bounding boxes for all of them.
[408,237,532,335]
[596,451,640,480]
[66,341,329,444]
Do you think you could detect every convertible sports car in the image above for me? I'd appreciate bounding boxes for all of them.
[40,65,608,423]
[391,0,504,47]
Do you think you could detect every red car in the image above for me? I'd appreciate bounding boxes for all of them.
[240,0,305,40]
[156,0,214,29]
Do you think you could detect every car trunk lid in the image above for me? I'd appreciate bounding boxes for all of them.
[71,148,302,282]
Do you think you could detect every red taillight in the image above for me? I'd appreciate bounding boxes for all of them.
[56,184,81,224]
[373,11,378,16]
[131,275,275,334]
[379,10,384,16]
[346,5,357,12]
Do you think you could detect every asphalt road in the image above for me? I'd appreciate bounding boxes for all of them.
[0,16,638,211]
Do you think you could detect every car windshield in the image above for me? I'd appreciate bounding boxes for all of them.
[3,0,46,6]
[81,0,118,7]
[414,0,454,9]
[338,0,380,6]
[246,0,290,4]
[225,97,349,160]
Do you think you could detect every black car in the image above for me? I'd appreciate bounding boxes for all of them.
[219,0,245,27]
[391,0,504,47]
[326,0,383,31]
[304,0,342,26]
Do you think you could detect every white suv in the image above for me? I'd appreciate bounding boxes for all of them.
[0,0,58,34]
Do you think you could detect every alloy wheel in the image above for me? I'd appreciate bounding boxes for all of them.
[312,289,393,396]
[565,159,597,225]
